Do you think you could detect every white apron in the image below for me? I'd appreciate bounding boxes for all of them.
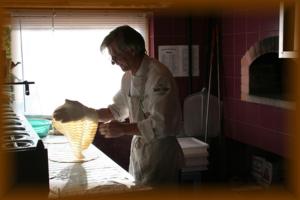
[127,76,183,186]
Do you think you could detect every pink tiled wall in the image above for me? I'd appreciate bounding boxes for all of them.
[150,9,291,157]
[151,13,210,105]
[221,8,291,157]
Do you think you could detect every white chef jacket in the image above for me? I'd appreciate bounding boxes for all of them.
[108,55,184,186]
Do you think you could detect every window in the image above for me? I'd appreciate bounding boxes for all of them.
[279,1,298,58]
[11,10,149,116]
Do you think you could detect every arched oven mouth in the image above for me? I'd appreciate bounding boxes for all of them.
[241,36,295,109]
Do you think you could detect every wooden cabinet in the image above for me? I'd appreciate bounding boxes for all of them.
[93,133,132,171]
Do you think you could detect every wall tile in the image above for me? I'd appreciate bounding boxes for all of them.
[246,32,259,50]
[260,13,279,32]
[224,77,235,98]
[234,33,246,55]
[235,101,247,122]
[235,122,263,148]
[259,30,279,40]
[245,15,262,33]
[222,35,234,56]
[153,10,289,158]
[172,16,188,37]
[259,130,286,157]
[259,106,288,133]
[234,77,241,100]
[223,119,236,138]
[222,15,235,35]
[153,15,174,37]
[221,9,288,157]
[234,14,246,34]
[244,102,260,125]
[223,99,237,120]
[223,55,235,77]
[234,55,242,77]
[173,36,189,44]
[192,19,209,44]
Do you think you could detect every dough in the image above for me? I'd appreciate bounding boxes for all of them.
[52,118,98,160]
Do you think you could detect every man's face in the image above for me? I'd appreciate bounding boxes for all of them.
[108,41,132,72]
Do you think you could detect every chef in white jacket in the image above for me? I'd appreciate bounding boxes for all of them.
[53,25,184,186]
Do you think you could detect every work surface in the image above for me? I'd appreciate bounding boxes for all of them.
[43,135,150,198]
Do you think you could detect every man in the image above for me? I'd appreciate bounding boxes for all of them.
[53,25,184,186]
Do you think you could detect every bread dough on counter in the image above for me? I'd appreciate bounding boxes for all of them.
[52,118,98,161]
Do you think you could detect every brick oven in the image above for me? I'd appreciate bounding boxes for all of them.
[241,36,294,109]
[220,8,294,185]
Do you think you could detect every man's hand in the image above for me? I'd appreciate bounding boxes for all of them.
[99,120,126,138]
[99,120,140,138]
[53,99,98,123]
[53,100,85,122]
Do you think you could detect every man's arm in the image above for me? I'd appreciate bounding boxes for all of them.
[98,120,141,138]
[95,108,114,122]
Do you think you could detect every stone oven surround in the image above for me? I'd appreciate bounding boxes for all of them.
[241,36,294,109]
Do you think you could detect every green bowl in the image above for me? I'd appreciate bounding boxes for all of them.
[27,118,51,138]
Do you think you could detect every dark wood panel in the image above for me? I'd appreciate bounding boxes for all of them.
[93,131,132,171]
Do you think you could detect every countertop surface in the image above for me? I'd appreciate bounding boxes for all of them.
[42,135,150,198]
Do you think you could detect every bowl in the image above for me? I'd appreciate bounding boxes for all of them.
[27,118,52,138]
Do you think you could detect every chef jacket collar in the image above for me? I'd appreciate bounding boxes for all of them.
[133,55,150,78]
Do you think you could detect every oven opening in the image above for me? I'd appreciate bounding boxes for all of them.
[249,52,292,101]
[241,36,295,109]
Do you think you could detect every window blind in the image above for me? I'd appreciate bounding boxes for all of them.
[11,10,149,45]
[11,10,149,29]
[11,10,149,53]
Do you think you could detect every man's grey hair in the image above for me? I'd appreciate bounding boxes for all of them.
[100,25,146,57]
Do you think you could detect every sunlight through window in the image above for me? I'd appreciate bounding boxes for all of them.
[11,11,148,116]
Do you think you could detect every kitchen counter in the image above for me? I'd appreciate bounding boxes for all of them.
[42,135,150,198]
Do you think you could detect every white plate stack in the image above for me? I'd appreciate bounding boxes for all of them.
[177,137,209,172]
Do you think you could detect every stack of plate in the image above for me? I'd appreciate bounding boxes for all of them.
[177,137,209,172]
